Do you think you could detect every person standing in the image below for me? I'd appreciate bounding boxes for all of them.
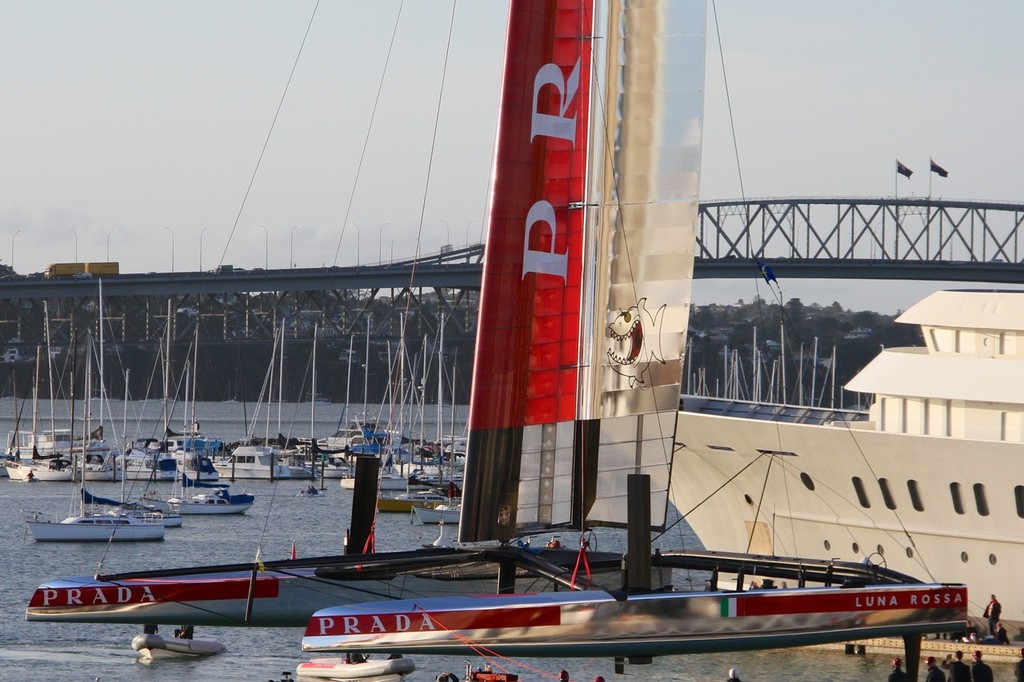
[984,594,1002,636]
[888,657,909,682]
[949,650,971,682]
[925,656,945,682]
[972,650,994,682]
[1015,647,1024,682]
[727,667,743,682]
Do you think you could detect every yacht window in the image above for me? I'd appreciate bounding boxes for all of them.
[950,482,965,515]
[973,483,990,516]
[852,477,871,508]
[960,551,969,563]
[907,480,924,511]
[852,542,860,554]
[800,472,815,491]
[1015,486,1024,518]
[823,540,831,551]
[878,478,897,510]
[905,546,914,558]
[989,554,997,566]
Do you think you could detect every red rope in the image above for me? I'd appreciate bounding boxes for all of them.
[414,606,567,680]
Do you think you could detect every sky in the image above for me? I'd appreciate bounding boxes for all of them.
[1,1,1022,313]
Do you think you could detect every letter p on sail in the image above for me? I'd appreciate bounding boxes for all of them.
[522,201,567,280]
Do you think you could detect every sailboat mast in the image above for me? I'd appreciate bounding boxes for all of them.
[277,319,285,436]
[97,279,105,438]
[162,300,171,439]
[436,314,444,449]
[311,324,318,446]
[44,301,55,440]
[363,314,370,413]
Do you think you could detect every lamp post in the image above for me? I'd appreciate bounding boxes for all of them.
[440,219,450,247]
[68,228,78,263]
[200,227,209,271]
[10,230,21,272]
[378,222,389,265]
[466,220,476,246]
[390,238,398,262]
[352,223,360,266]
[257,224,268,269]
[163,226,175,273]
[106,227,117,261]
[290,224,302,268]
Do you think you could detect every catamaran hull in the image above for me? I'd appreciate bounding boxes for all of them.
[26,521,165,542]
[302,585,968,658]
[26,548,620,626]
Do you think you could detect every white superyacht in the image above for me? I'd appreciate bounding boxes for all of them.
[672,289,1024,623]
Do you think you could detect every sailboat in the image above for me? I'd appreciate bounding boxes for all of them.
[301,0,965,662]
[26,334,165,543]
[25,1,963,672]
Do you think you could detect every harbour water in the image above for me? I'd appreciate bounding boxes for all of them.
[0,399,1007,681]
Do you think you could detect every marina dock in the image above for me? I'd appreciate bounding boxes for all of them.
[816,638,1022,663]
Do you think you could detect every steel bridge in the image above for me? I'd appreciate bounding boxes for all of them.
[1,197,1022,349]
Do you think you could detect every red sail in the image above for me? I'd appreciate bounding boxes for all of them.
[469,0,591,432]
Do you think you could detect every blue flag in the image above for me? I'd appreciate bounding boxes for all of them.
[756,259,777,284]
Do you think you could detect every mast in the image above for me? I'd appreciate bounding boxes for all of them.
[44,301,55,441]
[436,314,444,449]
[363,314,370,415]
[162,300,171,441]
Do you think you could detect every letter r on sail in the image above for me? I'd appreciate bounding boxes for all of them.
[531,60,581,143]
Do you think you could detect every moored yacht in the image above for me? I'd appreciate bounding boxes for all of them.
[671,289,1024,623]
[213,444,291,480]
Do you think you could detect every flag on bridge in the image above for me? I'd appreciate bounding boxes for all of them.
[896,160,913,178]
[930,159,949,177]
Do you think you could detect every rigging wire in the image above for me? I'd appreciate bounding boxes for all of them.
[331,0,406,267]
[217,0,321,269]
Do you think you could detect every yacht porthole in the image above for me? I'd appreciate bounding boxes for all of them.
[960,552,969,563]
[823,540,831,551]
[989,554,997,565]
[800,472,815,491]
[852,542,859,554]
[876,544,884,556]
[744,494,753,505]
[905,547,913,558]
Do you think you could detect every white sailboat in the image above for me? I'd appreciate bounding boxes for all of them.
[26,334,165,543]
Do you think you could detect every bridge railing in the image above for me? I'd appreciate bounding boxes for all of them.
[697,198,1024,264]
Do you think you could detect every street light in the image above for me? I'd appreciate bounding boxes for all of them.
[390,238,398,262]
[68,228,78,263]
[378,222,389,265]
[163,226,175,273]
[440,219,450,247]
[257,224,268,269]
[200,227,209,271]
[10,230,21,272]
[290,224,302,268]
[466,220,476,246]
[351,223,360,266]
[106,227,117,261]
